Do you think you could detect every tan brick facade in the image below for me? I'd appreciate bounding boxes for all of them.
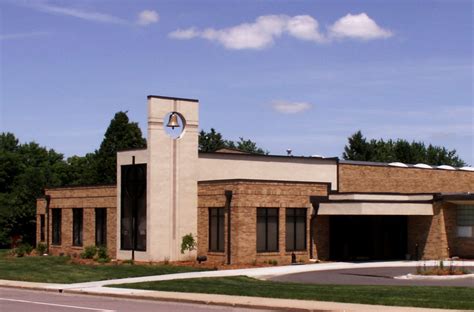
[36,185,117,258]
[198,180,329,265]
[338,163,474,193]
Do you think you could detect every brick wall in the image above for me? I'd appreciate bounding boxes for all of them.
[198,180,329,264]
[339,164,474,194]
[36,185,117,258]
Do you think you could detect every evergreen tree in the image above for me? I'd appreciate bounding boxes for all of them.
[94,112,147,184]
[343,131,466,166]
[199,129,267,154]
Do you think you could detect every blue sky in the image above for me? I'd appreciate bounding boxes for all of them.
[1,0,472,165]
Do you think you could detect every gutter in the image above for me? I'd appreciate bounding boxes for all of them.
[225,190,233,265]
[309,196,321,260]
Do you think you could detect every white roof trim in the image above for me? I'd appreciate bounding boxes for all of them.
[328,194,433,201]
[319,202,434,216]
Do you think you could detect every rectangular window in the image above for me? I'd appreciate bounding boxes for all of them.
[121,164,147,251]
[457,205,474,238]
[95,208,107,246]
[257,208,279,252]
[40,215,45,242]
[286,208,307,251]
[52,209,61,245]
[457,205,474,226]
[209,208,225,252]
[72,208,83,246]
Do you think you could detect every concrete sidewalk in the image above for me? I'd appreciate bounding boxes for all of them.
[43,260,474,290]
[1,260,473,312]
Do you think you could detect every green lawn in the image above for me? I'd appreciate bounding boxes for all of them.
[0,250,209,284]
[111,276,474,310]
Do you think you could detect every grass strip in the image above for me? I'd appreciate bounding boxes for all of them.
[0,250,208,283]
[111,276,474,310]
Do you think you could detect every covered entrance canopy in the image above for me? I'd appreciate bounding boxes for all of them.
[318,194,434,216]
[316,193,435,260]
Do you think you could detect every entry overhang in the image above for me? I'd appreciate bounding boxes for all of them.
[318,202,434,215]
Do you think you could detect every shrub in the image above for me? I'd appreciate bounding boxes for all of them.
[80,245,97,259]
[97,246,108,259]
[122,259,134,265]
[15,243,33,257]
[36,243,47,255]
[181,233,197,254]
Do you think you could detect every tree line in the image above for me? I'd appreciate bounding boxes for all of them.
[0,113,466,246]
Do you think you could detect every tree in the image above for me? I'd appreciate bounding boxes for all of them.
[0,133,69,246]
[342,131,466,167]
[199,128,226,152]
[199,128,267,154]
[94,111,147,184]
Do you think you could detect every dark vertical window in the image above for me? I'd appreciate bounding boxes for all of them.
[209,208,225,252]
[286,208,307,251]
[121,164,147,251]
[95,208,107,246]
[257,208,279,252]
[72,208,83,246]
[52,209,61,245]
[40,215,45,242]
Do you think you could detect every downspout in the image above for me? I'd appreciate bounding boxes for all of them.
[225,190,233,265]
[309,196,320,260]
[45,194,51,254]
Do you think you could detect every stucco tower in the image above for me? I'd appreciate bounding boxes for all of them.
[147,95,199,261]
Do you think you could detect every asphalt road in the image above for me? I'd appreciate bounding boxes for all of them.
[272,266,474,287]
[0,287,273,312]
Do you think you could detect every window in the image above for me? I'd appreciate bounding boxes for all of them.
[209,208,225,252]
[257,208,279,252]
[52,209,61,245]
[40,215,45,242]
[121,164,147,251]
[72,208,83,246]
[457,205,474,238]
[286,208,307,251]
[95,208,107,246]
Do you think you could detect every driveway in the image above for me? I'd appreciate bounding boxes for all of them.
[271,266,474,287]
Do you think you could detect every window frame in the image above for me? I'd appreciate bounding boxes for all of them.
[256,208,279,253]
[51,209,61,245]
[40,214,45,242]
[72,208,83,247]
[285,208,307,252]
[208,208,225,252]
[95,208,107,247]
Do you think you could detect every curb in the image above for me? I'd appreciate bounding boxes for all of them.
[64,288,336,312]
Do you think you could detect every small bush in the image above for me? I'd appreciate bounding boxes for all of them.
[163,257,170,265]
[181,233,197,254]
[14,243,33,257]
[36,243,47,255]
[80,245,97,259]
[97,246,108,259]
[122,259,134,265]
[97,257,110,264]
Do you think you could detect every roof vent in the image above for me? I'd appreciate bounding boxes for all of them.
[437,165,456,170]
[460,167,474,172]
[389,162,408,167]
[413,163,432,169]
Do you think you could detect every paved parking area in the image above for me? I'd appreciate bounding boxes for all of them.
[271,267,474,287]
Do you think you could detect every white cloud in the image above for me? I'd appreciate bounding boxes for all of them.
[137,10,159,26]
[272,101,312,114]
[0,31,50,41]
[329,13,392,40]
[286,15,325,43]
[169,27,200,39]
[30,2,128,24]
[169,13,391,49]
